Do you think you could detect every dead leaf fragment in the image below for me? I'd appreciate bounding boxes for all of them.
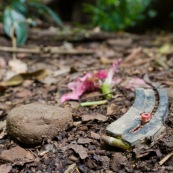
[0,164,12,173]
[9,59,28,74]
[120,77,150,91]
[0,57,6,68]
[121,47,142,65]
[0,120,6,131]
[77,137,92,144]
[90,131,100,140]
[159,43,170,54]
[100,57,113,65]
[82,113,108,122]
[0,146,35,165]
[69,144,88,159]
[64,163,77,173]
[106,104,117,116]
[0,69,47,87]
[155,57,169,69]
[16,89,32,98]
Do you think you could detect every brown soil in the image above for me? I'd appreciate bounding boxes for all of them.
[0,28,173,172]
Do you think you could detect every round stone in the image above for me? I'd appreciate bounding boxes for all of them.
[7,103,72,145]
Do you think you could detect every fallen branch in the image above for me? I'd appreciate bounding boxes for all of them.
[0,46,94,55]
[159,151,173,165]
[29,29,121,42]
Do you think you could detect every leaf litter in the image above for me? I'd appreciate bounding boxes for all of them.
[0,30,173,172]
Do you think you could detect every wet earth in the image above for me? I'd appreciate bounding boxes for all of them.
[0,28,173,172]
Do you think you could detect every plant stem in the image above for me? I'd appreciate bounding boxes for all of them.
[10,25,17,59]
[80,100,107,107]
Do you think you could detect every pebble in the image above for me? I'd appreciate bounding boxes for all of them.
[7,103,72,145]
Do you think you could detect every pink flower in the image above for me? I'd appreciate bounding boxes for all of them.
[61,59,122,103]
[61,72,105,103]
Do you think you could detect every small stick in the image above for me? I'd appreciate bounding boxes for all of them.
[159,151,173,165]
[0,46,94,55]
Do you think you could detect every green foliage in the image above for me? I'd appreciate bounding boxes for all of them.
[1,0,63,46]
[84,0,151,31]
[3,7,29,45]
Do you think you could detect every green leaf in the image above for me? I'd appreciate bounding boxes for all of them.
[28,2,63,27]
[11,1,28,15]
[14,21,28,45]
[3,7,28,45]
[3,8,13,37]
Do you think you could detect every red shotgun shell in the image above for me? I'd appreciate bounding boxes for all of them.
[141,112,152,124]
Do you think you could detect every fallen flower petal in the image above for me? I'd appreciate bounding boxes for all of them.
[67,73,93,91]
[61,92,81,103]
[112,58,122,73]
[95,70,107,79]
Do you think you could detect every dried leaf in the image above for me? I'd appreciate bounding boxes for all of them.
[159,43,170,54]
[121,77,150,90]
[121,48,142,65]
[0,120,6,131]
[9,59,28,74]
[64,163,77,173]
[0,57,6,68]
[100,57,113,65]
[82,113,108,122]
[90,131,100,140]
[0,146,35,165]
[16,89,32,98]
[69,144,88,159]
[0,128,7,139]
[77,138,92,144]
[53,68,70,77]
[0,69,47,87]
[155,57,169,69]
[106,104,117,116]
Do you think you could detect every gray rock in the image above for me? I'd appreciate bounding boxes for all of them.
[7,103,72,145]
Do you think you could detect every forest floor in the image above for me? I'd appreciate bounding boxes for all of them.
[0,27,173,172]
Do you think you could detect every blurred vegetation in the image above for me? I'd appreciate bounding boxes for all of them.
[1,0,173,46]
[84,0,153,31]
[0,0,63,45]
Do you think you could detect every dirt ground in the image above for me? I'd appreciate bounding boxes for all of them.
[0,28,173,172]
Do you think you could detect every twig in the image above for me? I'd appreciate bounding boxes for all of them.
[0,46,94,55]
[159,151,173,165]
